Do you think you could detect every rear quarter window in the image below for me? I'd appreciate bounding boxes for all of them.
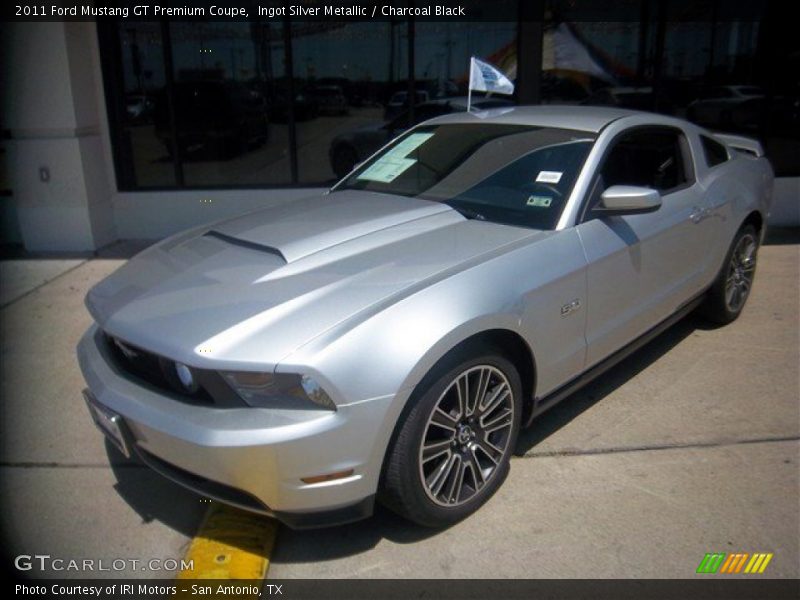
[701,135,730,168]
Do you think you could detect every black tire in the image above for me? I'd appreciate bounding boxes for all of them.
[700,224,759,325]
[380,348,522,527]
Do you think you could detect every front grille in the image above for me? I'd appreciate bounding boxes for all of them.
[102,332,245,408]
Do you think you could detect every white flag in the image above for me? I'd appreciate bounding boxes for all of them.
[468,57,515,95]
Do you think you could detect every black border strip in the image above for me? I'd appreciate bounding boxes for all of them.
[5,578,800,599]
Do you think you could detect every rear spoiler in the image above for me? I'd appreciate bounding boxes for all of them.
[713,133,765,158]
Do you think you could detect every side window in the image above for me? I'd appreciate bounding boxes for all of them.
[599,128,689,193]
[700,135,730,168]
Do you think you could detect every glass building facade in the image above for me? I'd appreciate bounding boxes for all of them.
[96,0,798,191]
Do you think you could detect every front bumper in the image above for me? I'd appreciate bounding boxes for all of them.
[77,326,393,528]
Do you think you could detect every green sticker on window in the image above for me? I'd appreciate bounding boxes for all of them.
[527,195,552,207]
[357,132,433,183]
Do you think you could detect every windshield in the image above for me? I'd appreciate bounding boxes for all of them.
[335,123,595,230]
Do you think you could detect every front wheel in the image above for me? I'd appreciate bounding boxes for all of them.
[380,350,522,527]
[700,224,759,324]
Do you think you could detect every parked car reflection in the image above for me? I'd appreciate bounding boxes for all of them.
[383,90,431,121]
[687,85,764,130]
[154,81,269,160]
[581,86,655,110]
[267,84,319,123]
[312,85,349,116]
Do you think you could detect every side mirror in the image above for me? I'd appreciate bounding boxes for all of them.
[597,185,661,216]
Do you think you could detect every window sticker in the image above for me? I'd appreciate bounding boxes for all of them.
[358,157,416,183]
[357,132,434,183]
[388,132,435,157]
[536,170,563,184]
[526,195,552,208]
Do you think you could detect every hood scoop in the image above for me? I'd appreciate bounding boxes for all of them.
[203,230,287,263]
[209,191,453,264]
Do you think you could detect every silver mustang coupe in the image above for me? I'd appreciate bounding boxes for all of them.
[79,106,773,528]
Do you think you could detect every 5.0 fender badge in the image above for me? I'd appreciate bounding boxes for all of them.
[561,299,581,317]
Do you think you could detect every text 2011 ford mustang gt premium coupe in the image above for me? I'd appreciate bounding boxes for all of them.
[79,107,773,528]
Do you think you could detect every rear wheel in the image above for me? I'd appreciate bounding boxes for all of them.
[701,224,759,324]
[381,349,522,527]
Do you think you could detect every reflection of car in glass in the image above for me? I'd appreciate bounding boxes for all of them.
[125,94,155,123]
[581,86,654,110]
[80,107,772,529]
[267,86,318,122]
[153,81,269,158]
[384,90,430,120]
[312,85,349,116]
[315,77,360,106]
[687,85,764,129]
[769,86,800,134]
[330,96,515,179]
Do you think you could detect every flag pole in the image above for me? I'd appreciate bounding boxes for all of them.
[467,57,473,113]
[467,56,475,112]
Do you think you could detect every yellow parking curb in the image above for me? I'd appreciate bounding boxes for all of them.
[176,501,278,587]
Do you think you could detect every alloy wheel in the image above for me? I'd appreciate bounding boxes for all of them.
[418,365,515,507]
[725,233,757,312]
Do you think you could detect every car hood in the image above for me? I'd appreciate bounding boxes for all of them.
[87,190,541,369]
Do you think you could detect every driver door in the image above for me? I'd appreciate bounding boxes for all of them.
[577,126,710,367]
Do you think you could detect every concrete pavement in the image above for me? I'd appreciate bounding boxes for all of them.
[0,233,797,580]
[0,258,87,308]
[0,245,205,579]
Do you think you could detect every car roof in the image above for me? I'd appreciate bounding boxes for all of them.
[425,105,643,133]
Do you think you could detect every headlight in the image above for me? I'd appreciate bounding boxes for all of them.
[220,371,336,411]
